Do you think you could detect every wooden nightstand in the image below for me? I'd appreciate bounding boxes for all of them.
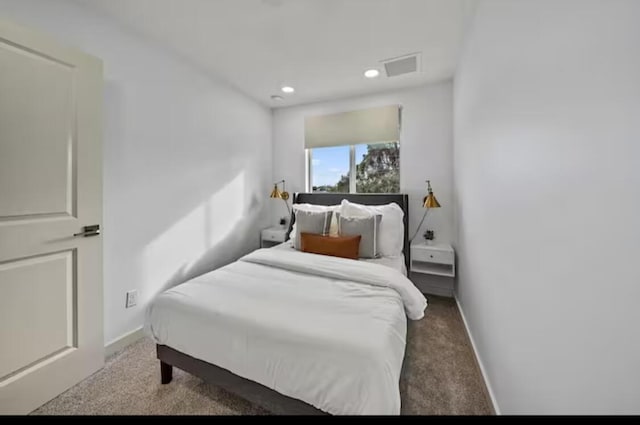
[261,226,287,248]
[410,242,455,277]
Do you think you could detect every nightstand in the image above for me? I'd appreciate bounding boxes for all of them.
[410,242,455,277]
[261,226,287,248]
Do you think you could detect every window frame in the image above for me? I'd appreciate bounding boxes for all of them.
[306,142,400,194]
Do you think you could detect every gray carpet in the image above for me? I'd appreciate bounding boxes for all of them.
[32,296,492,415]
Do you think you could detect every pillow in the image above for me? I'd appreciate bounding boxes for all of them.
[337,213,383,258]
[289,203,339,242]
[293,209,333,250]
[300,233,361,260]
[339,200,404,257]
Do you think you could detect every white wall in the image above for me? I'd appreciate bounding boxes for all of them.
[454,0,640,414]
[0,0,272,345]
[272,82,454,246]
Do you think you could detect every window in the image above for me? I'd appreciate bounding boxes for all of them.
[308,145,350,193]
[355,142,400,193]
[308,142,400,193]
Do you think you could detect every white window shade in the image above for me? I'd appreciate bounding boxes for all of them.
[304,105,401,149]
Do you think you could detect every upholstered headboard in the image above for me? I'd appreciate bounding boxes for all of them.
[289,193,410,272]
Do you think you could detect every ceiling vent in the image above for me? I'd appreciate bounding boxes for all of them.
[381,53,421,78]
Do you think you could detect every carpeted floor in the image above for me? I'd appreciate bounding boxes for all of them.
[32,296,492,415]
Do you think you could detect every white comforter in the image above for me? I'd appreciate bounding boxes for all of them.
[147,248,427,415]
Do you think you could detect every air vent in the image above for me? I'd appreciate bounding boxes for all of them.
[382,53,421,77]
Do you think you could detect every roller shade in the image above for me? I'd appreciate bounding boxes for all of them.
[304,105,401,149]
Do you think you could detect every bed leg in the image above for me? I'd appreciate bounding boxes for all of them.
[160,361,173,384]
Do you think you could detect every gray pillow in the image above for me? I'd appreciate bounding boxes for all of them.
[337,213,383,258]
[294,209,333,250]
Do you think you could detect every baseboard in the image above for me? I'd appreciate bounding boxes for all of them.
[104,326,145,359]
[454,296,501,415]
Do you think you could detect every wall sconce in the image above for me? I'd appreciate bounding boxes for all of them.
[410,180,441,242]
[270,179,291,224]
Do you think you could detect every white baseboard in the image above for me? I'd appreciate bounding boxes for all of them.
[104,326,145,359]
[454,296,501,415]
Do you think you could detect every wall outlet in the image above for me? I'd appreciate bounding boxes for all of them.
[125,290,138,309]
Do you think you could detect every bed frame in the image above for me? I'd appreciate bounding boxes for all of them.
[157,193,410,415]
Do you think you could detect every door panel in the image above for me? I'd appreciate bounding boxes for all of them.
[0,251,75,380]
[0,42,75,219]
[0,18,103,414]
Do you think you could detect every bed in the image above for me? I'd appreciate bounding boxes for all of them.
[148,193,426,415]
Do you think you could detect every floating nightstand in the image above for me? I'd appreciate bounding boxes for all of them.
[261,226,287,248]
[410,241,455,277]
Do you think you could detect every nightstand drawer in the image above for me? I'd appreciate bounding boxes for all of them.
[262,229,286,242]
[411,247,453,265]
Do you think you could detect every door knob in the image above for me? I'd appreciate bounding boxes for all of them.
[73,224,100,237]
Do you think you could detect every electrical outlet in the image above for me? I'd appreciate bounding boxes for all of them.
[125,290,138,308]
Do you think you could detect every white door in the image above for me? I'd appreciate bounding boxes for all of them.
[0,18,103,414]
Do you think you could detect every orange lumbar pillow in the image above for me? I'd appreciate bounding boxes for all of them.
[299,232,361,260]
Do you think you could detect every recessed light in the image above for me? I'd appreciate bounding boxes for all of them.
[271,95,284,101]
[281,86,295,93]
[364,69,380,78]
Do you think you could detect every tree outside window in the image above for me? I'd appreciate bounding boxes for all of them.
[309,142,399,193]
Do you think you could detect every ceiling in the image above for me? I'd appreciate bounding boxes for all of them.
[76,0,474,108]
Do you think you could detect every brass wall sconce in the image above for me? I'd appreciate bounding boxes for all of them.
[270,179,291,220]
[410,180,441,242]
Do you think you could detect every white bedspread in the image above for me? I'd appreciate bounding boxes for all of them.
[147,248,427,415]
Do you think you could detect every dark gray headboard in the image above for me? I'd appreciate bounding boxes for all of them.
[289,193,410,272]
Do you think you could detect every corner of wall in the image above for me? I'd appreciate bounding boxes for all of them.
[454,296,500,414]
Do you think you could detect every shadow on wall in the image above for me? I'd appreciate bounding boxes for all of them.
[142,170,262,298]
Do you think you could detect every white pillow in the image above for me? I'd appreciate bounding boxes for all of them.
[339,199,405,257]
[289,203,339,242]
